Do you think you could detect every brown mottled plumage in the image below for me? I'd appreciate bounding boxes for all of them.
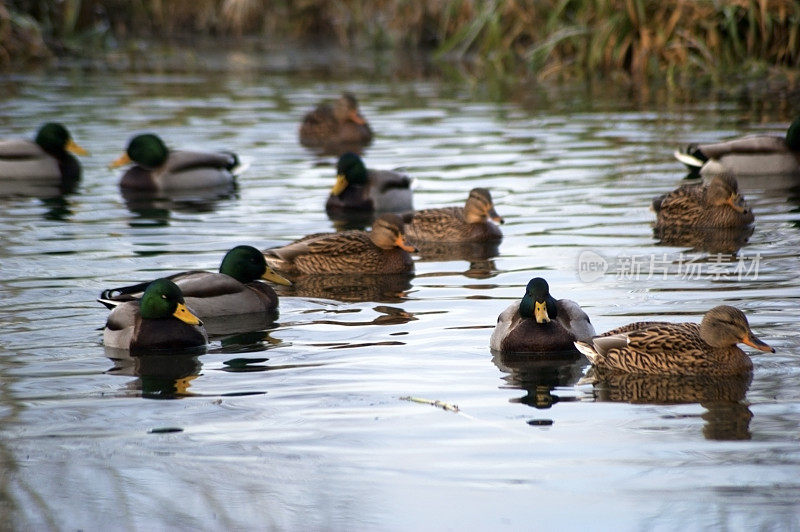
[263,213,416,275]
[405,188,504,243]
[299,93,373,151]
[575,305,774,376]
[651,174,754,229]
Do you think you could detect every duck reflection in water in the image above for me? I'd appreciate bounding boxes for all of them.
[493,351,586,410]
[105,347,203,400]
[585,368,753,441]
[121,184,237,228]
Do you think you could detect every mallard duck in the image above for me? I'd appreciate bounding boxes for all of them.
[103,278,208,351]
[110,133,241,191]
[405,188,504,243]
[575,305,774,376]
[490,278,596,354]
[325,152,414,216]
[675,116,800,176]
[299,93,373,149]
[98,246,291,318]
[0,122,87,184]
[651,174,754,229]
[263,213,416,275]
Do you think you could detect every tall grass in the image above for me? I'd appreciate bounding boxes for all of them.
[3,0,799,83]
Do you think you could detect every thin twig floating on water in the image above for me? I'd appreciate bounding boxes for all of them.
[400,396,460,413]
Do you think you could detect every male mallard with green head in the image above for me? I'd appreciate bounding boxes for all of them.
[299,93,373,149]
[575,305,774,376]
[405,188,504,243]
[651,174,753,230]
[0,122,87,185]
[110,133,241,191]
[263,213,416,275]
[99,246,291,318]
[490,278,595,353]
[103,278,207,351]
[325,152,414,216]
[675,116,800,176]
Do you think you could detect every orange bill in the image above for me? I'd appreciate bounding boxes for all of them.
[109,152,132,169]
[66,139,89,156]
[742,332,775,353]
[347,110,366,125]
[395,234,417,253]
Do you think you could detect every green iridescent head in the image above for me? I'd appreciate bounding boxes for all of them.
[219,246,291,286]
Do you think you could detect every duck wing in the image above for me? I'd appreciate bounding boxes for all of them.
[165,150,238,173]
[0,139,47,159]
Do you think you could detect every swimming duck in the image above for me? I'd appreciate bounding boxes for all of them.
[651,174,754,229]
[405,188,504,243]
[575,305,774,376]
[110,133,241,191]
[103,278,208,351]
[263,213,416,275]
[675,116,800,176]
[299,93,373,149]
[325,152,414,216]
[98,246,291,318]
[0,122,87,185]
[490,278,596,354]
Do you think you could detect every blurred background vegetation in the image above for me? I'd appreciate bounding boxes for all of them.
[2,0,799,86]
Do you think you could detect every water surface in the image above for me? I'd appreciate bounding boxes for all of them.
[1,61,799,530]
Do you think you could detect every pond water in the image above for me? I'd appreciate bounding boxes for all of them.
[1,56,799,530]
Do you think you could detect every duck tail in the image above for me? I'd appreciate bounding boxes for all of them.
[573,340,599,363]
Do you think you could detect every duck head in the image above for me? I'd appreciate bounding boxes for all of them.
[219,245,291,286]
[111,133,169,170]
[464,187,505,224]
[140,278,202,325]
[370,213,417,252]
[36,122,88,157]
[699,305,774,352]
[334,93,367,125]
[331,152,368,196]
[519,277,558,324]
[707,174,750,215]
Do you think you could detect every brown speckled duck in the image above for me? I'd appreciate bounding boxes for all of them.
[651,174,754,230]
[575,305,774,376]
[490,278,595,354]
[299,93,373,150]
[263,213,416,275]
[405,188,504,243]
[110,133,241,191]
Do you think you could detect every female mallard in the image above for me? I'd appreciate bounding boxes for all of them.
[98,246,291,318]
[263,213,416,275]
[490,278,595,354]
[325,152,414,216]
[675,116,800,176]
[110,133,241,191]
[651,174,753,229]
[103,278,208,351]
[0,122,87,185]
[299,93,373,149]
[405,188,504,243]
[574,305,774,376]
